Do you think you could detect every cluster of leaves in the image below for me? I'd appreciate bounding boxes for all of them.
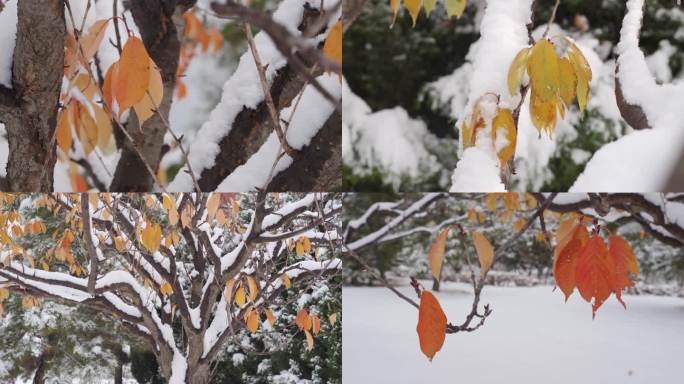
[296,307,337,352]
[553,214,639,317]
[177,10,224,99]
[390,0,467,26]
[508,36,593,135]
[460,94,517,171]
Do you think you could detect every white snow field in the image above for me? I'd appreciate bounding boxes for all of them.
[343,283,684,384]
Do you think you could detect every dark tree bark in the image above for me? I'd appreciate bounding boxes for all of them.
[0,0,64,191]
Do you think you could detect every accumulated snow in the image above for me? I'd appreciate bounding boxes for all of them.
[168,0,340,191]
[450,147,505,192]
[215,74,340,191]
[343,283,684,384]
[343,80,441,189]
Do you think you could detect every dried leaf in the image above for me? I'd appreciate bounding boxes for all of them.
[492,108,516,166]
[304,329,314,351]
[246,275,258,301]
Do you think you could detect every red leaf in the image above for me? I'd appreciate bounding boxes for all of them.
[608,235,639,308]
[575,235,615,318]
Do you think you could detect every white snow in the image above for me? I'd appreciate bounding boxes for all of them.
[168,0,340,191]
[215,74,340,192]
[450,147,506,192]
[0,0,17,88]
[343,80,441,189]
[343,283,684,384]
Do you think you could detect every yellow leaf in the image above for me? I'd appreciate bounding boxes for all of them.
[206,193,221,221]
[529,92,557,135]
[513,218,526,233]
[235,286,247,307]
[390,0,400,27]
[329,313,337,326]
[296,240,304,257]
[485,193,499,211]
[246,308,259,333]
[116,37,151,116]
[564,38,592,112]
[265,308,276,328]
[467,208,477,223]
[142,222,162,253]
[231,199,240,216]
[114,236,125,252]
[558,57,577,107]
[246,275,258,301]
[472,231,494,276]
[0,288,9,301]
[181,204,193,228]
[322,20,342,68]
[56,108,73,155]
[133,59,164,125]
[405,0,421,26]
[525,193,537,209]
[302,237,312,253]
[508,47,530,96]
[424,0,437,15]
[527,39,560,103]
[160,282,173,296]
[428,228,449,281]
[164,196,179,226]
[445,0,467,18]
[492,108,516,167]
[478,212,485,223]
[305,329,314,351]
[282,274,291,289]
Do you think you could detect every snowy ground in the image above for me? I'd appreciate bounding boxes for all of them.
[343,282,684,384]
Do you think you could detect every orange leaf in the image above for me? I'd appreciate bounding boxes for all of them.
[323,20,342,68]
[265,308,276,328]
[416,291,447,361]
[115,37,151,116]
[133,60,164,125]
[608,235,639,308]
[79,106,98,156]
[312,314,321,336]
[79,20,110,63]
[428,228,449,281]
[246,308,259,333]
[206,193,221,221]
[56,108,73,154]
[102,62,119,110]
[295,309,309,331]
[554,237,582,300]
[575,235,615,318]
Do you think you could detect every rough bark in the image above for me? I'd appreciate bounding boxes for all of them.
[268,110,342,191]
[0,0,64,191]
[110,0,182,191]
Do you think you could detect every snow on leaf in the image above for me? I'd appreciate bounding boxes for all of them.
[428,228,449,281]
[492,108,516,167]
[416,291,447,361]
[472,231,493,276]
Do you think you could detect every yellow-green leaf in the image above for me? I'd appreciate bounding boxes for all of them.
[507,47,530,96]
[527,39,560,103]
[405,0,421,27]
[492,108,517,166]
[445,0,467,19]
[424,0,437,15]
[428,228,449,281]
[472,231,494,276]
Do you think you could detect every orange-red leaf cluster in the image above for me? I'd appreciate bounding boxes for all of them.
[553,218,639,317]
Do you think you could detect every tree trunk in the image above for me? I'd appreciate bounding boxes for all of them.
[0,0,64,191]
[114,344,124,384]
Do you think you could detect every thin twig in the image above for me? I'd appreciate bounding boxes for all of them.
[543,0,561,38]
